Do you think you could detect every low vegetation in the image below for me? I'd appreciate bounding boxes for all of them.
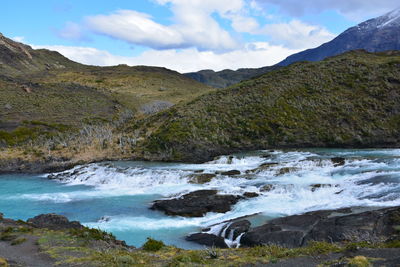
[131,50,400,162]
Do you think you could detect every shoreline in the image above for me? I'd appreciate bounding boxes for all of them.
[2,146,400,174]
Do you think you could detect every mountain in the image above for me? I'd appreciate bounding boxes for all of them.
[185,66,278,88]
[132,50,400,162]
[0,33,83,76]
[278,8,400,66]
[0,33,212,169]
[186,8,400,88]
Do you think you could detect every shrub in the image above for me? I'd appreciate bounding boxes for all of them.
[142,238,165,252]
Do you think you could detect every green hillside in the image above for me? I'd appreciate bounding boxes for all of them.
[132,50,400,162]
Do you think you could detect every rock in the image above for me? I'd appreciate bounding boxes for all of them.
[219,170,241,176]
[27,214,83,230]
[310,184,337,192]
[186,233,228,248]
[260,184,275,192]
[276,167,299,176]
[241,207,400,248]
[225,220,251,240]
[243,192,259,198]
[193,170,204,173]
[188,173,216,184]
[227,156,234,164]
[245,163,279,174]
[4,104,12,110]
[151,190,241,217]
[331,157,346,167]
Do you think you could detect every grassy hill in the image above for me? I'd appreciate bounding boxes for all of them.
[131,50,400,162]
[0,33,211,171]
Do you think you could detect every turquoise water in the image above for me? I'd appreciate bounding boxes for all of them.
[1,149,400,248]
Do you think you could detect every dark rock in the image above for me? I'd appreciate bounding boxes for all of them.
[331,157,346,167]
[225,220,251,240]
[186,233,228,248]
[246,163,279,174]
[27,214,83,230]
[151,190,241,217]
[260,184,275,192]
[310,184,337,192]
[241,206,400,248]
[188,173,216,184]
[276,167,299,176]
[243,192,259,198]
[219,170,241,176]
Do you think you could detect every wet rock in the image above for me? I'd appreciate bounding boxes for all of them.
[27,214,83,230]
[276,167,299,176]
[331,157,346,167]
[245,163,279,174]
[193,170,204,173]
[225,220,251,240]
[218,170,241,176]
[243,192,259,198]
[241,206,400,248]
[151,190,241,217]
[310,184,337,192]
[188,173,216,184]
[186,233,228,248]
[260,184,275,192]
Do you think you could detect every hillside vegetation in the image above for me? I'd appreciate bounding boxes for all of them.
[132,50,400,162]
[0,33,211,171]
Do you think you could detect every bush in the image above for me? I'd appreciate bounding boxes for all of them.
[142,238,165,252]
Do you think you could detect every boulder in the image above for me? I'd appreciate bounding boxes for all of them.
[331,157,346,167]
[186,233,228,248]
[188,173,216,184]
[245,163,279,174]
[225,220,251,240]
[243,192,259,198]
[241,207,400,248]
[151,190,241,217]
[27,214,83,230]
[218,170,241,176]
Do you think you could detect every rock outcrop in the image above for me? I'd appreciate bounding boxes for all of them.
[27,214,83,230]
[151,190,241,217]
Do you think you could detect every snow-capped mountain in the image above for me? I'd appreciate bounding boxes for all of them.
[278,7,400,66]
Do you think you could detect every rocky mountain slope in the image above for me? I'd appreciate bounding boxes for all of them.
[187,8,400,88]
[132,50,400,162]
[278,8,400,66]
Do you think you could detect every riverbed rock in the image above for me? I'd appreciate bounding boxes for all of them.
[27,214,83,230]
[276,167,299,176]
[225,220,251,240]
[188,173,216,184]
[151,190,241,217]
[243,192,259,198]
[218,170,241,176]
[185,233,228,248]
[331,157,346,167]
[241,206,400,248]
[245,163,279,174]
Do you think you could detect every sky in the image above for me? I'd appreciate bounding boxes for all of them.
[2,0,399,73]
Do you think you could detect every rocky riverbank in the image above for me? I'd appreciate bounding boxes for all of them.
[1,208,400,266]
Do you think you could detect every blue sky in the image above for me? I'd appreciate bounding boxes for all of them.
[2,0,399,72]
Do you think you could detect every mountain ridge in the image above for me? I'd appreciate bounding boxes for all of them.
[185,8,400,88]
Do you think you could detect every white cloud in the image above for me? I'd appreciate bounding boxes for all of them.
[254,0,400,20]
[84,0,244,52]
[12,36,25,42]
[32,43,299,73]
[260,20,335,49]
